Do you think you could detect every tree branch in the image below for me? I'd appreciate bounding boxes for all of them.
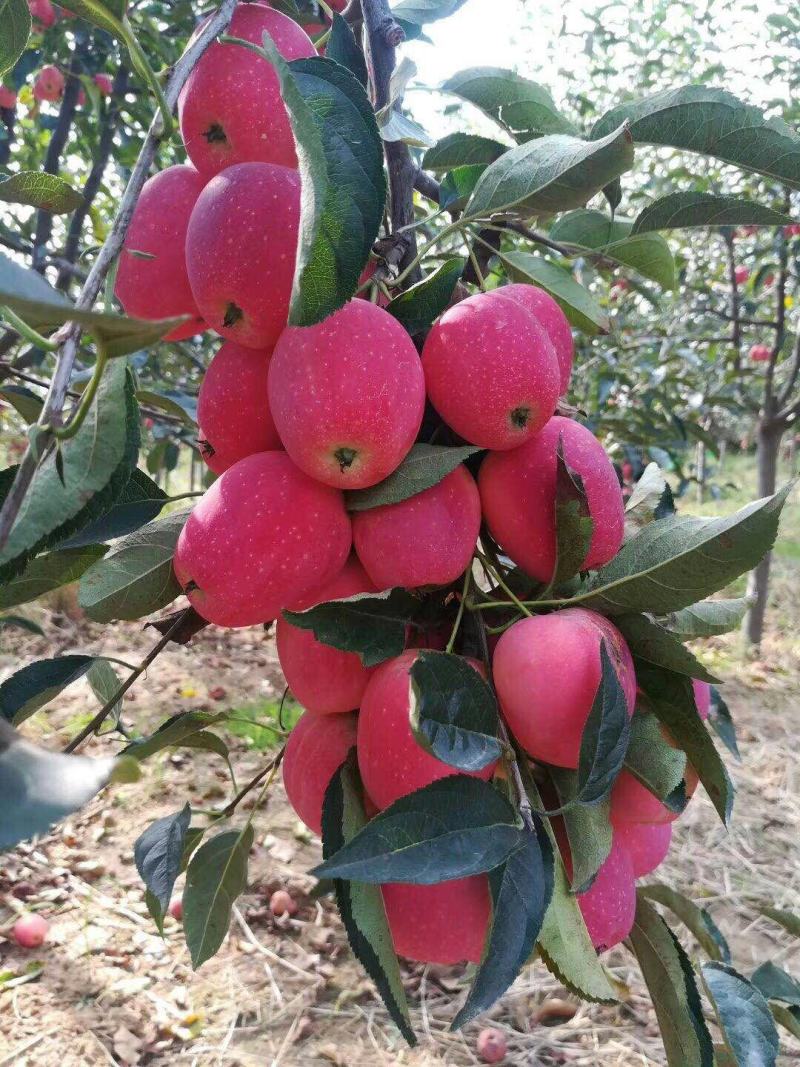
[0,101,16,168]
[723,229,742,373]
[0,0,238,556]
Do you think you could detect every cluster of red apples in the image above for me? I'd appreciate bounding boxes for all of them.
[112,3,710,967]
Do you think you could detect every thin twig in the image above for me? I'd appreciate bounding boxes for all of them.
[221,748,285,818]
[0,0,237,555]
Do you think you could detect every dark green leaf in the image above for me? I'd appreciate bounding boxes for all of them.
[754,905,800,939]
[452,820,554,1028]
[592,86,800,190]
[392,0,467,24]
[0,172,83,214]
[497,251,610,334]
[0,614,44,637]
[52,0,126,36]
[632,193,794,234]
[570,640,632,806]
[581,485,791,616]
[346,444,479,511]
[283,588,423,667]
[0,252,185,357]
[57,468,167,550]
[78,507,186,622]
[0,654,97,725]
[257,42,385,326]
[442,68,577,142]
[702,962,778,1067]
[184,826,254,969]
[321,756,416,1046]
[770,1003,800,1041]
[0,717,119,849]
[312,776,524,884]
[0,361,139,581]
[123,712,225,762]
[640,884,730,962]
[636,663,734,826]
[326,13,367,87]
[0,385,43,423]
[134,804,191,916]
[553,440,593,586]
[87,659,122,725]
[751,963,800,1008]
[708,686,740,760]
[135,390,197,427]
[659,599,751,639]
[628,894,715,1067]
[439,164,485,210]
[0,0,31,78]
[422,133,507,170]
[0,545,106,610]
[615,615,720,683]
[409,650,501,771]
[624,463,675,534]
[547,767,612,893]
[465,123,634,219]
[384,258,465,335]
[624,710,689,816]
[549,208,676,289]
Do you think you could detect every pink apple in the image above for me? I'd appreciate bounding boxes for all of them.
[282,710,357,834]
[612,819,672,878]
[33,65,64,102]
[382,877,489,965]
[496,283,574,394]
[12,913,49,948]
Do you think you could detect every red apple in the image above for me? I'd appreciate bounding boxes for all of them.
[382,876,489,965]
[269,889,298,917]
[612,819,672,878]
[29,0,55,27]
[93,73,113,96]
[477,1028,508,1064]
[749,343,770,363]
[282,710,357,834]
[12,913,49,948]
[33,65,64,102]
[0,87,17,109]
[497,283,574,394]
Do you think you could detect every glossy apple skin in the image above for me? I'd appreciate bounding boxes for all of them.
[498,283,574,394]
[576,838,636,951]
[353,465,481,589]
[174,452,351,628]
[357,650,496,810]
[33,65,64,102]
[12,913,49,948]
[381,876,490,965]
[276,556,377,715]
[479,415,624,583]
[493,608,636,768]
[612,818,672,878]
[197,341,281,474]
[282,710,357,835]
[186,162,300,350]
[421,289,560,450]
[179,3,315,176]
[115,164,207,342]
[268,301,425,489]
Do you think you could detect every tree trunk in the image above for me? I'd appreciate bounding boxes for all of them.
[742,421,783,650]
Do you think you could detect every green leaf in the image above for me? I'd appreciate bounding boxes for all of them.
[257,41,385,326]
[282,588,423,667]
[632,193,794,234]
[624,462,674,533]
[702,962,779,1067]
[345,444,479,512]
[78,507,186,623]
[640,884,730,962]
[0,545,106,610]
[0,385,44,424]
[465,123,634,220]
[636,663,734,826]
[553,440,593,586]
[408,651,501,772]
[624,710,689,815]
[0,252,185,357]
[615,615,720,683]
[0,614,44,637]
[442,68,577,142]
[628,894,714,1067]
[497,251,610,334]
[52,0,126,36]
[134,804,192,917]
[0,654,97,725]
[0,172,83,214]
[0,717,119,849]
[0,361,139,581]
[581,485,791,616]
[384,258,465,335]
[325,13,367,87]
[706,687,740,760]
[439,164,485,210]
[452,820,553,1028]
[123,712,225,762]
[753,905,800,939]
[57,468,167,550]
[0,0,31,79]
[659,599,751,639]
[547,767,611,894]
[184,825,254,969]
[770,1003,800,1042]
[751,962,800,1008]
[549,209,676,289]
[321,756,416,1047]
[392,0,468,24]
[312,776,524,884]
[591,86,800,190]
[135,390,197,427]
[422,133,508,171]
